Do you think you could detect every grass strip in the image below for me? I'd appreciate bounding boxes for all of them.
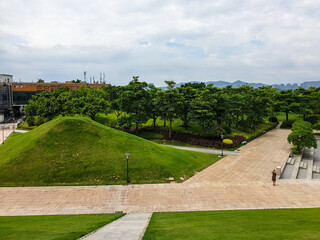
[0,213,124,240]
[143,208,320,240]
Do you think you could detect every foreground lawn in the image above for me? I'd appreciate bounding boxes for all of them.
[0,213,124,240]
[0,117,219,186]
[143,208,320,240]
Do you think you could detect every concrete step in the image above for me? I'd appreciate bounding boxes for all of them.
[290,159,295,165]
[287,158,292,163]
[299,162,307,169]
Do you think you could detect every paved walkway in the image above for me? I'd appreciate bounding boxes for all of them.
[0,123,16,145]
[166,145,238,156]
[80,213,152,240]
[1,128,320,216]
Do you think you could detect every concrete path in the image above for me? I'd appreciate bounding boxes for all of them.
[80,213,152,240]
[1,128,320,216]
[0,123,16,145]
[166,145,238,156]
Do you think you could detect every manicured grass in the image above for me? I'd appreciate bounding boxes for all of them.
[275,112,302,122]
[17,122,36,130]
[143,208,320,240]
[230,121,278,140]
[94,113,119,128]
[137,131,164,139]
[0,213,123,240]
[0,117,219,186]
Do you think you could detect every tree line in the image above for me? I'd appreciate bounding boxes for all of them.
[24,76,320,138]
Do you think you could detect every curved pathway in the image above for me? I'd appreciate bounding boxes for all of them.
[165,145,238,156]
[1,128,320,216]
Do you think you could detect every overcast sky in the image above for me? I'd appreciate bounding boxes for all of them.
[0,0,319,86]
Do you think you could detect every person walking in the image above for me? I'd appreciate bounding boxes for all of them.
[272,169,277,186]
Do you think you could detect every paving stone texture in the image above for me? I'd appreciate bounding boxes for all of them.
[1,128,320,216]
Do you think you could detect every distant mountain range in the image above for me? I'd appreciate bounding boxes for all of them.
[159,80,320,90]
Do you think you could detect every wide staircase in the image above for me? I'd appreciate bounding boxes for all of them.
[281,136,320,179]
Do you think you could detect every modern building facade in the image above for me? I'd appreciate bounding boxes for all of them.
[0,74,109,121]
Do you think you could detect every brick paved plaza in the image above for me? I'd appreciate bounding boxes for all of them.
[1,128,320,216]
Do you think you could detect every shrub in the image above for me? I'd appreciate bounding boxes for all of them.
[292,145,301,155]
[35,116,44,126]
[288,130,317,150]
[223,139,233,145]
[280,120,295,129]
[304,115,318,125]
[268,116,278,122]
[313,122,320,130]
[223,126,232,134]
[202,123,226,138]
[291,120,313,132]
[26,116,35,126]
[116,115,133,132]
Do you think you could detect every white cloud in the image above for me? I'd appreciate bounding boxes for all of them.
[0,0,320,85]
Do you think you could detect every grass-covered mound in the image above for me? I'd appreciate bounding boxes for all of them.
[0,117,218,186]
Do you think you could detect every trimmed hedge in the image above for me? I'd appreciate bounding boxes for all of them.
[280,120,295,129]
[153,128,246,148]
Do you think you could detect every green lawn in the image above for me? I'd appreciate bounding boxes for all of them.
[275,112,302,122]
[0,117,219,186]
[230,121,278,140]
[143,208,320,240]
[137,131,164,139]
[0,213,124,240]
[93,113,278,142]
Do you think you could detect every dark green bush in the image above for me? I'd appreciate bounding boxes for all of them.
[292,145,301,155]
[26,116,35,126]
[280,120,295,129]
[304,116,318,125]
[202,123,226,138]
[35,116,44,126]
[116,115,133,132]
[268,116,278,122]
[223,126,232,134]
[313,122,320,130]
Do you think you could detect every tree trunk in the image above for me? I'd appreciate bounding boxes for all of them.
[135,122,139,135]
[169,120,172,139]
[163,118,166,129]
[286,111,289,122]
[153,117,157,129]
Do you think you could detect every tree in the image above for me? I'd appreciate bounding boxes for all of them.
[288,130,317,151]
[157,83,183,139]
[37,78,45,83]
[274,90,295,122]
[118,76,149,134]
[176,85,198,129]
[288,120,317,151]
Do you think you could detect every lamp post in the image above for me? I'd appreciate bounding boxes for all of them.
[125,153,130,183]
[1,125,4,145]
[221,134,224,156]
[12,118,15,133]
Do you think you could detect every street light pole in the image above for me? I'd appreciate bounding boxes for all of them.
[12,118,15,133]
[125,153,130,183]
[221,134,224,156]
[1,126,4,145]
